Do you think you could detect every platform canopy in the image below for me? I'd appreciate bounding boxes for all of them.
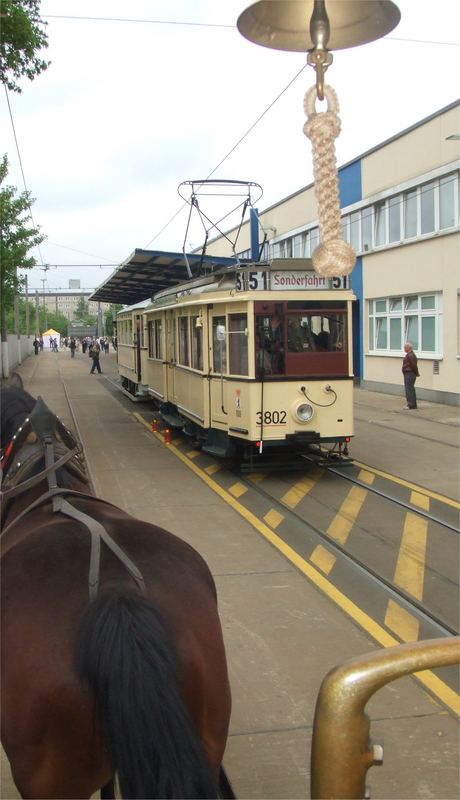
[89,249,247,306]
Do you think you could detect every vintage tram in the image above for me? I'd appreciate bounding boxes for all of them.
[117,258,355,464]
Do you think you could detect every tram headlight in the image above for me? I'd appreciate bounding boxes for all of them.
[296,402,313,423]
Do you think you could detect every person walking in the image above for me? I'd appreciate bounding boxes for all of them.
[33,338,40,355]
[69,337,76,358]
[402,342,419,409]
[89,342,102,374]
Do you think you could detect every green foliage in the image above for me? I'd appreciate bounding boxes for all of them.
[74,295,89,319]
[0,0,49,92]
[3,298,69,336]
[0,155,45,337]
[73,295,97,326]
[104,303,123,336]
[45,309,69,336]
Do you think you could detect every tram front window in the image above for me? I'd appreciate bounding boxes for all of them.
[255,301,348,377]
[287,314,345,353]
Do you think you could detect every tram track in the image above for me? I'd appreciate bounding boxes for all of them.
[122,393,459,645]
[321,462,460,533]
[233,466,459,639]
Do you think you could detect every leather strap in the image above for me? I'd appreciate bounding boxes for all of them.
[0,447,79,502]
[1,487,146,600]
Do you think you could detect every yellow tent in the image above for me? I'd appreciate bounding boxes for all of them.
[41,329,61,349]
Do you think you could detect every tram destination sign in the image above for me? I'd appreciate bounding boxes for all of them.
[236,270,347,291]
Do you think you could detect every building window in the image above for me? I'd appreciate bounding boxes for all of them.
[388,195,401,242]
[439,174,456,229]
[361,207,373,251]
[404,188,418,238]
[369,293,441,355]
[374,201,386,247]
[420,180,435,234]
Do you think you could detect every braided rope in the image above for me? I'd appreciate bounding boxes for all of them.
[303,84,356,277]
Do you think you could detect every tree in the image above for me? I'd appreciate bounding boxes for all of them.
[74,296,97,327]
[104,304,123,337]
[0,154,45,341]
[0,0,49,92]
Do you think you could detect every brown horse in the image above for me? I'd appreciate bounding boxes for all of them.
[1,374,231,799]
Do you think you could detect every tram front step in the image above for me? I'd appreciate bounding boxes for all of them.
[159,412,185,429]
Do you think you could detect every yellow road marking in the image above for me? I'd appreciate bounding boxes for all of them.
[133,412,460,716]
[410,491,430,511]
[385,599,420,642]
[358,469,375,486]
[310,545,336,575]
[187,450,200,460]
[205,463,220,476]
[327,486,367,545]
[353,459,460,510]
[247,473,265,485]
[229,482,248,499]
[281,471,320,509]
[264,509,284,529]
[394,513,428,600]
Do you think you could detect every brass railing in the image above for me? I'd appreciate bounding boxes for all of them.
[310,636,460,799]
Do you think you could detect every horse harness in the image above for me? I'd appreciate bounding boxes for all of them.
[1,396,145,599]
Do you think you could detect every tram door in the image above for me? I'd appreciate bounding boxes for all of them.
[165,310,176,404]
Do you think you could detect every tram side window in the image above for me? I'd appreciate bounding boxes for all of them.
[228,313,248,375]
[212,316,227,373]
[255,309,285,375]
[178,316,190,367]
[148,319,163,358]
[191,315,203,371]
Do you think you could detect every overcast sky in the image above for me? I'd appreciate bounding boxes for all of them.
[2,0,459,295]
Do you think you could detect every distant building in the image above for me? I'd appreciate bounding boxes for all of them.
[22,291,112,322]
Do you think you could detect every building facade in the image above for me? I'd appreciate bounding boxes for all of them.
[206,101,460,405]
[22,291,112,321]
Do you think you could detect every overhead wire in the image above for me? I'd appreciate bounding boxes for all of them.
[4,12,460,267]
[144,63,308,247]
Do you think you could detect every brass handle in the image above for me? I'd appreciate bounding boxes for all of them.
[311,636,460,799]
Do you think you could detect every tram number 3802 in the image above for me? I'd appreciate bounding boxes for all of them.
[256,410,287,425]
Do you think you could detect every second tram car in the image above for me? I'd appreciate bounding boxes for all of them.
[117,258,355,463]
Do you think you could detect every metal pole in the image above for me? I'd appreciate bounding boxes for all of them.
[25,274,30,338]
[41,278,48,330]
[14,289,22,366]
[35,290,40,336]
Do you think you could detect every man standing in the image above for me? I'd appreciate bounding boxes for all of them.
[33,337,40,355]
[69,337,76,358]
[402,342,419,409]
[90,341,102,374]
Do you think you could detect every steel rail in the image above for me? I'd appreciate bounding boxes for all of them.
[324,464,460,533]
[235,471,459,637]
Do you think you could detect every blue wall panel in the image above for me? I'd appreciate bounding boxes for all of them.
[339,159,363,377]
[338,160,362,207]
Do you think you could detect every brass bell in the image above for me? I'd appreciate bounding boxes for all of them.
[237,1,401,52]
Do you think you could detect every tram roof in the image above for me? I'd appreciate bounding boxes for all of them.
[89,249,247,305]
